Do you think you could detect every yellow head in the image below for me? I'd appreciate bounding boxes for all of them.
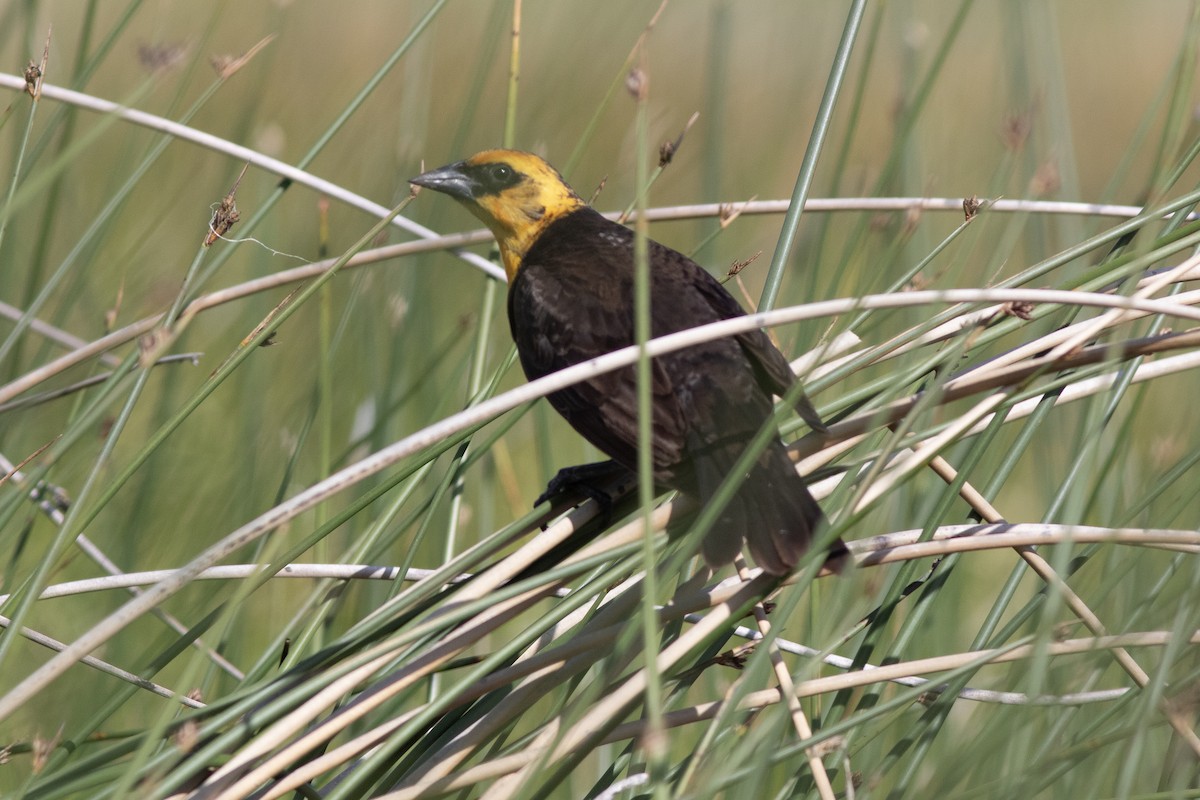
[410,150,586,281]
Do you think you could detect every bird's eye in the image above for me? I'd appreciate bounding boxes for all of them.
[472,162,520,195]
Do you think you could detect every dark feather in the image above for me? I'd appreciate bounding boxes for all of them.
[508,207,843,574]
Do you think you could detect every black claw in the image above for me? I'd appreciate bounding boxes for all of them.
[535,460,635,514]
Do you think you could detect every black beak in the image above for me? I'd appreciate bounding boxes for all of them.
[409,162,475,201]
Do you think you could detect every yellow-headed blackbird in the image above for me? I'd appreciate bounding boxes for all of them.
[411,150,845,575]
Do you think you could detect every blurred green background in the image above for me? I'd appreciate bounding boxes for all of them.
[2,1,1200,796]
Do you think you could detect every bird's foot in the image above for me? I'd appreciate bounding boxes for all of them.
[535,460,635,514]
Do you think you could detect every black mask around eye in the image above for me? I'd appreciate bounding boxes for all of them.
[471,161,523,195]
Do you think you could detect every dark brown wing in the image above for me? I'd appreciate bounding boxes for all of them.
[510,207,809,481]
[508,213,688,478]
[508,207,837,573]
[686,268,826,432]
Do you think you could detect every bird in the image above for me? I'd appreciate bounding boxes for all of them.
[410,149,845,575]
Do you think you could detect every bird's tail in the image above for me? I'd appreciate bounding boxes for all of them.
[690,436,846,576]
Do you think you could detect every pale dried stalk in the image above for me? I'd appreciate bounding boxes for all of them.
[247,524,673,798]
[925,453,1200,757]
[961,349,1200,440]
[19,522,1199,605]
[1043,252,1200,363]
[214,516,1200,799]
[799,326,1200,466]
[204,497,629,795]
[205,583,555,797]
[852,525,1200,564]
[851,391,1011,512]
[734,554,836,800]
[379,631,1200,797]
[541,577,773,776]
[806,263,1200,389]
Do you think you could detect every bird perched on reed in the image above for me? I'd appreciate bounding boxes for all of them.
[411,150,845,575]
